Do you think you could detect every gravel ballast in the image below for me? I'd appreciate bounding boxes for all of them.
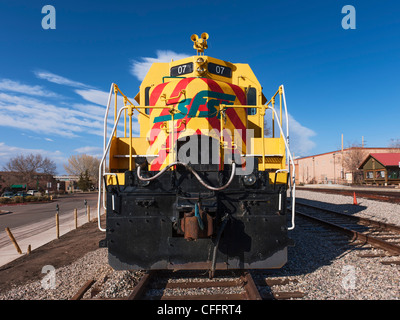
[1,190,399,300]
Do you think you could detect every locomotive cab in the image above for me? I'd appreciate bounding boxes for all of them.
[97,33,295,274]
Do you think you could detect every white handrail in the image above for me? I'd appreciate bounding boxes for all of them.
[101,83,115,210]
[281,85,289,148]
[97,106,128,232]
[280,85,295,230]
[274,168,289,212]
[269,105,296,230]
[97,84,295,231]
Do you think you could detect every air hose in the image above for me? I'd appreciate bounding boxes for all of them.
[209,213,230,279]
[137,161,236,191]
[195,202,204,230]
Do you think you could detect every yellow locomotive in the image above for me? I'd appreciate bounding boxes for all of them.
[97,33,295,275]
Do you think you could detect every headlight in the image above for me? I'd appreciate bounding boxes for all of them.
[196,57,207,75]
[243,173,257,186]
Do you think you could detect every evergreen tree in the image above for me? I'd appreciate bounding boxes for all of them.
[77,170,91,191]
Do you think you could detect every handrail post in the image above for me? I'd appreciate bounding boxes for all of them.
[98,105,128,232]
[114,84,118,137]
[219,104,225,169]
[128,104,133,170]
[269,106,296,230]
[171,106,175,162]
[279,86,283,137]
[124,109,127,138]
[260,105,266,171]
[103,83,115,210]
[271,97,275,138]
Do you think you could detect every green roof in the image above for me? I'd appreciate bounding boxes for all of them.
[11,184,26,188]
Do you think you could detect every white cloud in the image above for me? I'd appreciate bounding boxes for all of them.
[71,103,106,117]
[130,50,190,81]
[34,70,133,108]
[34,70,115,107]
[0,142,64,172]
[33,70,136,108]
[0,92,103,138]
[74,88,111,106]
[267,111,316,157]
[0,79,60,98]
[74,87,139,135]
[286,113,316,157]
[0,71,140,142]
[34,70,93,89]
[75,87,137,107]
[74,146,103,158]
[0,72,135,173]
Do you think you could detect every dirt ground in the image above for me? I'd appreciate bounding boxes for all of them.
[0,218,105,293]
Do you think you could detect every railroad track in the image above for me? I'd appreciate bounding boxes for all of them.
[70,269,306,300]
[71,270,261,300]
[297,187,400,204]
[295,201,400,262]
[70,199,400,301]
[127,270,261,300]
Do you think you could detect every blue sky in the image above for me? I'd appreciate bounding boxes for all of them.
[0,0,399,174]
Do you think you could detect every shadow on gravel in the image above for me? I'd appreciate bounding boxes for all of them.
[295,197,368,216]
[263,197,370,278]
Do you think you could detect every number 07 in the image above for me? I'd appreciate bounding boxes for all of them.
[216,66,224,74]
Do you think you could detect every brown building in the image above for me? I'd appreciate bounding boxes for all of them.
[53,175,79,193]
[358,153,400,185]
[0,171,58,193]
[295,147,399,185]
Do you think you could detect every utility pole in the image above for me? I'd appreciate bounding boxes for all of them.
[312,157,315,183]
[341,134,344,183]
[333,153,336,184]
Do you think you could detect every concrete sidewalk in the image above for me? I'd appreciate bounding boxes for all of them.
[0,207,105,267]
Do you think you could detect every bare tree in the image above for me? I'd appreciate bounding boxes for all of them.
[4,153,56,175]
[64,154,100,187]
[389,138,400,152]
[3,154,57,189]
[343,144,367,184]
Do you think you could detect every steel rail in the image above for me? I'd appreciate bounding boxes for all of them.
[126,270,262,300]
[297,187,400,204]
[71,269,305,300]
[294,204,400,255]
[296,201,400,234]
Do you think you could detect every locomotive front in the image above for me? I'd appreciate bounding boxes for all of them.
[97,33,296,274]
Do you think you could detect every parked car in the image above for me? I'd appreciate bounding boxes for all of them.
[14,191,29,197]
[27,190,39,196]
[1,192,14,198]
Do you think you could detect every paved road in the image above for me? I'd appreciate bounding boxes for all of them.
[0,192,102,266]
[0,193,98,231]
